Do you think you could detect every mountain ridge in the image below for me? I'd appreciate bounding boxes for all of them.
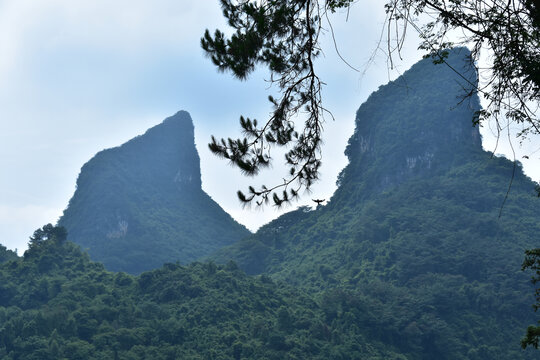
[210,48,540,358]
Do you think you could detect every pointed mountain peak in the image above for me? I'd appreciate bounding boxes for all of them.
[340,48,483,192]
[159,110,195,131]
[86,109,202,190]
[136,110,195,140]
[59,111,249,274]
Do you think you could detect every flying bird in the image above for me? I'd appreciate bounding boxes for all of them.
[312,199,325,206]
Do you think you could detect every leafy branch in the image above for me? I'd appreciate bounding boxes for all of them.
[202,0,345,206]
[202,0,540,207]
[386,0,540,140]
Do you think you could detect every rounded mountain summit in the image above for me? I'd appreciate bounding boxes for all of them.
[58,111,250,274]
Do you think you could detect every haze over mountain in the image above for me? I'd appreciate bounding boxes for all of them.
[0,49,537,359]
[58,111,250,274]
[211,48,540,358]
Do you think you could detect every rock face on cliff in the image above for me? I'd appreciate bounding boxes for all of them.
[212,49,540,358]
[59,111,250,274]
[339,47,482,198]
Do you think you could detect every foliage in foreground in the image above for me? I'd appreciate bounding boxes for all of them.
[0,226,411,360]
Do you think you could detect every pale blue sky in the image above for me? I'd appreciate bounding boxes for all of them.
[1,0,538,253]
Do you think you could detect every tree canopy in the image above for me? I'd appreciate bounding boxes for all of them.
[202,0,540,206]
[522,248,540,349]
[0,225,422,359]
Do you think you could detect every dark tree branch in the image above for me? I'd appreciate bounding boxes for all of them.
[202,0,540,208]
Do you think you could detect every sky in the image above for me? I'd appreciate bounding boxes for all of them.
[0,0,538,254]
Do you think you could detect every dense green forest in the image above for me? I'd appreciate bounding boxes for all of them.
[0,225,419,359]
[0,49,538,359]
[59,111,250,274]
[0,245,17,264]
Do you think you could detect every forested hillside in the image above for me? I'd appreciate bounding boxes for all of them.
[59,111,250,274]
[0,49,537,359]
[211,48,540,359]
[0,225,419,359]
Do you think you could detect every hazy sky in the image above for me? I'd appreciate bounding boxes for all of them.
[1,0,538,253]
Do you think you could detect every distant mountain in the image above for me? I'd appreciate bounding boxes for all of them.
[59,111,250,274]
[212,49,540,359]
